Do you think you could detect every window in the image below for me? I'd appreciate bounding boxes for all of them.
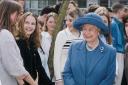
[25,0,56,15]
[77,0,86,8]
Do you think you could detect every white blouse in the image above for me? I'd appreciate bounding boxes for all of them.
[54,28,83,80]
[38,31,51,78]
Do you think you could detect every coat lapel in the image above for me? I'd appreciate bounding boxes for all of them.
[87,40,105,76]
[77,41,86,75]
[76,40,106,77]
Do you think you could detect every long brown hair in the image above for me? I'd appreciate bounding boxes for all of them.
[0,0,21,32]
[44,12,58,32]
[95,7,112,44]
[17,12,41,48]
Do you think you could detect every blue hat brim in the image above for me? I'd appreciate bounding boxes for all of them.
[73,15,109,34]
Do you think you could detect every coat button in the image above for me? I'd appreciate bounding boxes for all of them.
[100,47,104,53]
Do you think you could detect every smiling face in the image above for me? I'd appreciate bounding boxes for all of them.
[82,24,100,43]
[65,15,74,28]
[46,16,56,31]
[24,15,36,38]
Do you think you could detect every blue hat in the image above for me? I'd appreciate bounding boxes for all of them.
[73,13,109,33]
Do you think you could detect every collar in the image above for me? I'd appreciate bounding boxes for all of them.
[78,39,105,53]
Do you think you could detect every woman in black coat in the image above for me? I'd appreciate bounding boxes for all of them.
[15,12,54,85]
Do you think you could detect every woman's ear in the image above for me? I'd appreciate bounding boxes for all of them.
[98,32,100,36]
[97,29,101,36]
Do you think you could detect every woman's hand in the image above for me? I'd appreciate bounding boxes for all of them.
[34,72,38,85]
[55,80,64,85]
[17,79,24,85]
[16,74,26,85]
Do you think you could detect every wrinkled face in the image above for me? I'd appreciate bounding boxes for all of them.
[125,21,128,37]
[82,24,100,43]
[101,15,109,26]
[24,15,36,37]
[46,16,56,31]
[10,11,19,25]
[65,15,73,28]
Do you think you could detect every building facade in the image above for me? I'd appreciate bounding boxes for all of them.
[24,0,128,15]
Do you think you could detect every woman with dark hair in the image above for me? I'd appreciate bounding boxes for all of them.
[0,1,36,85]
[16,12,54,85]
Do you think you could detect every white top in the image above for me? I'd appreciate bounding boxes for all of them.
[38,32,51,78]
[54,28,83,80]
[0,29,28,85]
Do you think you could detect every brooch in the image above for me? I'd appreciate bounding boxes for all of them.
[100,47,104,53]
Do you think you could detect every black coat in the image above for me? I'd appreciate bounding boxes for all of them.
[16,39,54,85]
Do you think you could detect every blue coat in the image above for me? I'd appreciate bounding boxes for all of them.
[111,17,125,53]
[63,40,116,85]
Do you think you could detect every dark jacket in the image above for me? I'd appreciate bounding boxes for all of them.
[16,39,54,85]
[123,40,128,85]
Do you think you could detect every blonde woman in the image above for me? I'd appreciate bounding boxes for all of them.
[16,12,54,85]
[54,12,82,85]
[38,12,58,80]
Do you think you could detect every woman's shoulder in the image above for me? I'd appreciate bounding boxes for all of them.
[41,31,50,35]
[104,43,116,53]
[41,31,51,38]
[16,38,24,44]
[56,28,75,39]
[15,38,27,49]
[0,29,14,42]
[41,31,47,34]
[57,29,67,36]
[71,39,84,47]
[55,29,68,40]
[0,29,12,37]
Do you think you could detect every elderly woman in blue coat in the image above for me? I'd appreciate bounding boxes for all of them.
[63,13,116,85]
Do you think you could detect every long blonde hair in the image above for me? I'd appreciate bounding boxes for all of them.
[95,7,112,44]
[44,12,58,31]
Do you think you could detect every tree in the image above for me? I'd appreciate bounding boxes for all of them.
[48,0,69,79]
